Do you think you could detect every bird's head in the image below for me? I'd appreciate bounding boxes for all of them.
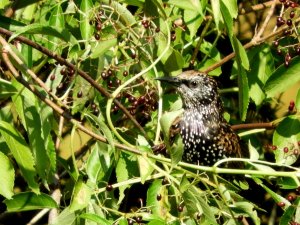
[156,70,219,109]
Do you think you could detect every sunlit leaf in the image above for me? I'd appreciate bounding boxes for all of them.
[4,192,57,212]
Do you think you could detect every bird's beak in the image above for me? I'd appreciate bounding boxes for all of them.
[155,76,181,86]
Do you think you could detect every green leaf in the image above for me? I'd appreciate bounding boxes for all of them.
[170,135,184,165]
[296,88,300,110]
[0,121,39,193]
[211,0,221,29]
[70,179,92,212]
[80,0,94,41]
[164,49,185,72]
[8,24,67,43]
[160,109,183,143]
[80,213,111,225]
[48,4,65,52]
[222,0,238,18]
[50,207,76,225]
[116,152,139,205]
[247,45,274,105]
[280,198,300,225]
[0,78,17,99]
[238,67,249,121]
[0,152,14,199]
[90,38,118,59]
[146,179,169,217]
[24,98,50,183]
[168,0,203,16]
[260,183,290,209]
[248,140,259,160]
[184,9,204,39]
[86,142,111,184]
[273,115,300,165]
[182,186,218,224]
[137,146,155,184]
[4,192,57,212]
[265,56,300,98]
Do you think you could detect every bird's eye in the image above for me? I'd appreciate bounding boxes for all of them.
[189,80,197,88]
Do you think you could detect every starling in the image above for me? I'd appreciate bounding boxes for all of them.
[157,70,244,167]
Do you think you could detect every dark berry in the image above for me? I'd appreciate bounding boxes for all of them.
[277,49,282,55]
[116,79,121,86]
[95,33,100,40]
[101,72,107,79]
[50,74,55,81]
[107,69,113,76]
[283,29,292,36]
[289,100,295,111]
[93,108,99,115]
[280,0,286,2]
[287,194,295,201]
[277,17,285,26]
[285,1,291,8]
[91,103,97,109]
[138,96,146,104]
[290,10,295,18]
[298,141,300,146]
[162,177,169,185]
[284,60,290,67]
[106,184,113,191]
[294,149,299,155]
[237,215,244,221]
[291,2,297,8]
[283,147,289,153]
[77,90,83,98]
[295,46,300,55]
[171,33,176,41]
[136,216,142,223]
[60,68,67,75]
[285,52,291,62]
[127,219,134,225]
[177,205,184,212]
[108,80,113,87]
[273,40,279,47]
[287,19,293,26]
[128,96,136,103]
[271,145,277,150]
[156,194,162,201]
[277,201,285,207]
[57,83,63,90]
[155,27,160,32]
[131,53,137,59]
[123,70,128,77]
[68,68,75,76]
[96,22,102,31]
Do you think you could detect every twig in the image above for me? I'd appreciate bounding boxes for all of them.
[189,18,212,68]
[0,28,148,140]
[238,0,280,15]
[252,0,277,43]
[232,122,275,130]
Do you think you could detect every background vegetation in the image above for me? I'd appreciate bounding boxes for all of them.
[0,0,300,224]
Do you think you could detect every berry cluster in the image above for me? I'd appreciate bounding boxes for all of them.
[273,1,300,66]
[90,10,104,40]
[267,140,300,156]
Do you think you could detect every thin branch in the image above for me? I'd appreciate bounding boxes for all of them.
[232,122,275,130]
[238,0,280,15]
[0,28,148,140]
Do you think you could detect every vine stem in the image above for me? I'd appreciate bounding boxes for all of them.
[105,19,171,146]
